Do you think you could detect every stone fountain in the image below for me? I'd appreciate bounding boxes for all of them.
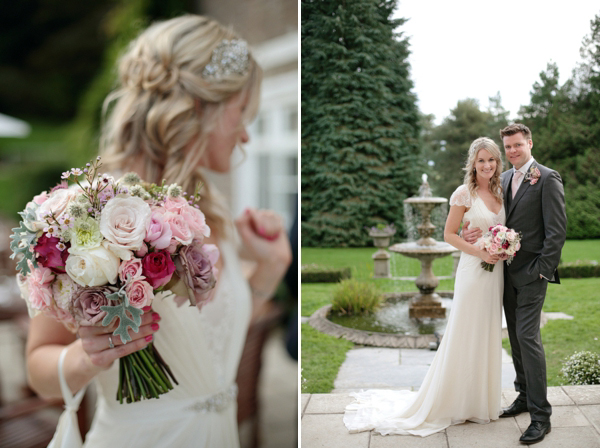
[389,174,456,319]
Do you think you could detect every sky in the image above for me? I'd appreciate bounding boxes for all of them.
[394,1,600,124]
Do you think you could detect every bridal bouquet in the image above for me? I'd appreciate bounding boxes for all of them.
[10,157,219,403]
[479,224,521,272]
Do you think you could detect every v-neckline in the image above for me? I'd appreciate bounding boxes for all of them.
[477,196,503,216]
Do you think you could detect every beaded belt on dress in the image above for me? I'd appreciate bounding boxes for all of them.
[186,384,238,413]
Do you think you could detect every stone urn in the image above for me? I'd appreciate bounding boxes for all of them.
[368,227,395,279]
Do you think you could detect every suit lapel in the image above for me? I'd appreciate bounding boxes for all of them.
[508,162,538,218]
[503,173,512,215]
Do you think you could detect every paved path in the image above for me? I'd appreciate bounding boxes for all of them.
[302,386,600,447]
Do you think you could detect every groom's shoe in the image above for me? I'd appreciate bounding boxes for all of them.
[500,399,528,418]
[519,421,551,445]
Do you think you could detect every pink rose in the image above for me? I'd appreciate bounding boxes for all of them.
[180,206,210,241]
[72,286,115,326]
[145,210,173,250]
[33,191,49,205]
[172,242,219,308]
[118,258,143,282]
[141,250,176,289]
[125,279,154,309]
[163,212,193,245]
[35,234,69,274]
[163,196,188,214]
[135,243,149,257]
[489,243,500,253]
[26,263,55,310]
[100,196,152,252]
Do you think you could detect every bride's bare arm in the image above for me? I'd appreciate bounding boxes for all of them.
[444,205,499,264]
[26,312,160,399]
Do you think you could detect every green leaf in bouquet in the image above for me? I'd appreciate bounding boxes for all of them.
[101,289,143,344]
[10,212,40,276]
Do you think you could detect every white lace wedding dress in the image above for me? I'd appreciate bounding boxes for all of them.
[344,185,505,437]
[82,239,251,447]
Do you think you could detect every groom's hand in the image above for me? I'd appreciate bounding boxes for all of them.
[462,221,482,244]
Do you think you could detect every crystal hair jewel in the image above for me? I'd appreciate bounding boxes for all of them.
[202,39,249,81]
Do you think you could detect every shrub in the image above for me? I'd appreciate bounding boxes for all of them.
[330,279,382,315]
[301,264,351,283]
[561,351,600,385]
[558,260,600,278]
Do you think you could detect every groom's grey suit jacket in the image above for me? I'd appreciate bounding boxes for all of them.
[501,162,567,288]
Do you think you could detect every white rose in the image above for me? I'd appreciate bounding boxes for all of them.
[52,274,80,310]
[66,244,120,286]
[100,196,152,252]
[36,187,79,226]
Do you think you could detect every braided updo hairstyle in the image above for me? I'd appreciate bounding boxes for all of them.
[100,15,262,238]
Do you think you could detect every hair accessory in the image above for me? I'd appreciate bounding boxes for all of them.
[202,39,249,81]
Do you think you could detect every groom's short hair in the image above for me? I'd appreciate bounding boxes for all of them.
[500,123,532,141]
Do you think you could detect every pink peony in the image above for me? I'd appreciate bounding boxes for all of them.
[33,191,49,205]
[141,250,176,289]
[26,263,55,311]
[72,286,114,326]
[35,234,69,274]
[145,210,172,250]
[118,258,144,282]
[172,242,219,308]
[126,279,154,309]
[163,212,193,245]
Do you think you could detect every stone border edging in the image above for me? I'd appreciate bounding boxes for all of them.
[309,292,548,348]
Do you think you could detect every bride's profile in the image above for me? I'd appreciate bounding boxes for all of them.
[344,137,505,437]
[25,14,291,447]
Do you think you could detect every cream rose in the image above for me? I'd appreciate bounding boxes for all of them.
[100,196,152,253]
[36,187,79,224]
[66,243,120,286]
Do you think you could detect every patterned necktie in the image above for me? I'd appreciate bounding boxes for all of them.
[512,170,523,199]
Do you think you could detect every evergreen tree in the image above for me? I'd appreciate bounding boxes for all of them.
[301,0,422,247]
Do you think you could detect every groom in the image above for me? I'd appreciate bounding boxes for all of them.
[464,123,566,445]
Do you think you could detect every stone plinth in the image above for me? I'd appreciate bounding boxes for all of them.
[372,250,390,278]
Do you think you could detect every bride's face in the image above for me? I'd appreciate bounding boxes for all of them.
[202,92,250,173]
[474,149,496,181]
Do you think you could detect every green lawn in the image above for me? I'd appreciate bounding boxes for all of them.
[301,241,600,393]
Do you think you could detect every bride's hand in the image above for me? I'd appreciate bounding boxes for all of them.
[235,208,292,267]
[480,250,500,264]
[78,309,161,370]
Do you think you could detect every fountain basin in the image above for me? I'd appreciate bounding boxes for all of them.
[389,242,456,257]
[309,292,454,348]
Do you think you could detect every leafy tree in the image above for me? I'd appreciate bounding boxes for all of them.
[301,0,421,247]
[426,98,509,200]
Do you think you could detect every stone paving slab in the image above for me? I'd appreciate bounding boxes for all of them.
[515,405,590,431]
[304,393,354,414]
[301,414,369,448]
[446,418,522,448]
[580,405,600,434]
[301,393,310,417]
[370,432,448,448]
[532,426,600,447]
[562,385,600,405]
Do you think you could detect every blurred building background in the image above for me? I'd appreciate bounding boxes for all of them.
[0,1,298,447]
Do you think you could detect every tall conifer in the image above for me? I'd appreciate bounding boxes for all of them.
[301,0,421,247]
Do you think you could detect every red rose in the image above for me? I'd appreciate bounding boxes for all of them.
[34,234,69,274]
[141,250,176,289]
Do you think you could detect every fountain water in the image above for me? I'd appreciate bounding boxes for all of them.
[389,174,456,318]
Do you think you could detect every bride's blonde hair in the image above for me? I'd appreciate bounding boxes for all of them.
[100,15,262,238]
[463,137,503,203]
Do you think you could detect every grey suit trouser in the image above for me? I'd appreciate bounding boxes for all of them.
[503,273,552,422]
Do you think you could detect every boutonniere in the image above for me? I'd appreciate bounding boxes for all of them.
[524,165,541,185]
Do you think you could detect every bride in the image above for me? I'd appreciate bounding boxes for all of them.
[344,137,505,437]
[25,15,291,447]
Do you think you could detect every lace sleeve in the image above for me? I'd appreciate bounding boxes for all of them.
[449,185,472,207]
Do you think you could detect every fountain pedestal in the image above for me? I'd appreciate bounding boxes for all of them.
[369,230,393,278]
[390,174,455,319]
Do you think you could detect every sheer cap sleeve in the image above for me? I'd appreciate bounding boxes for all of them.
[449,184,472,207]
